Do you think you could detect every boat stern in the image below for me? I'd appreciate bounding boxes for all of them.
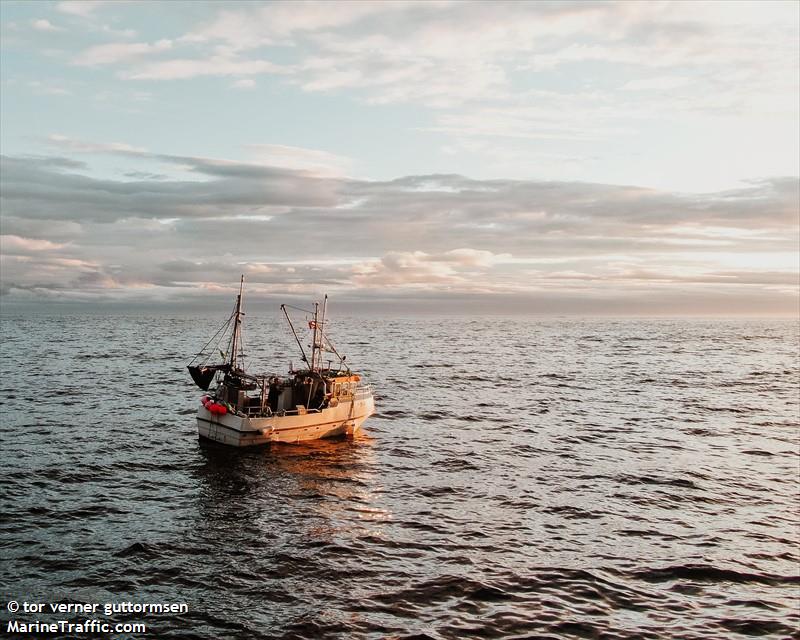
[196,406,271,447]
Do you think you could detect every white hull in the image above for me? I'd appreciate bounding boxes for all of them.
[197,395,375,446]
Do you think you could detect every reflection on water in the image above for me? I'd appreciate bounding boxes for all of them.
[196,435,386,542]
[0,315,798,639]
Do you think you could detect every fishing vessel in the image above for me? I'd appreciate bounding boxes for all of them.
[187,277,375,446]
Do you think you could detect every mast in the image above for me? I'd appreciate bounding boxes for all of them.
[279,298,334,374]
[230,275,244,370]
[319,294,328,372]
[310,301,320,371]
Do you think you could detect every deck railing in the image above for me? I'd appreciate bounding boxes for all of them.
[239,383,373,418]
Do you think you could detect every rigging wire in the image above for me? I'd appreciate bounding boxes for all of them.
[282,303,315,315]
[188,310,235,366]
[319,330,349,372]
[193,291,353,376]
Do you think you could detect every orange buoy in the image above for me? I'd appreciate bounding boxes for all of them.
[207,402,227,415]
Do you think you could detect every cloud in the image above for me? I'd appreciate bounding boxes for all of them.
[179,1,412,51]
[57,1,112,17]
[2,3,796,312]
[47,134,146,154]
[123,171,168,181]
[0,151,343,223]
[73,39,173,66]
[244,143,352,176]
[231,78,256,90]
[351,249,510,289]
[34,1,796,191]
[32,19,64,32]
[14,142,794,244]
[122,55,287,80]
[0,235,66,253]
[61,0,792,197]
[1,143,796,311]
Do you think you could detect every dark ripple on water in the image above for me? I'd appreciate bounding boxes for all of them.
[0,315,798,639]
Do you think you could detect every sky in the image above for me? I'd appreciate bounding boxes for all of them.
[0,0,798,315]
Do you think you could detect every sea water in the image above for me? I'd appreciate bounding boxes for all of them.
[0,314,797,639]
